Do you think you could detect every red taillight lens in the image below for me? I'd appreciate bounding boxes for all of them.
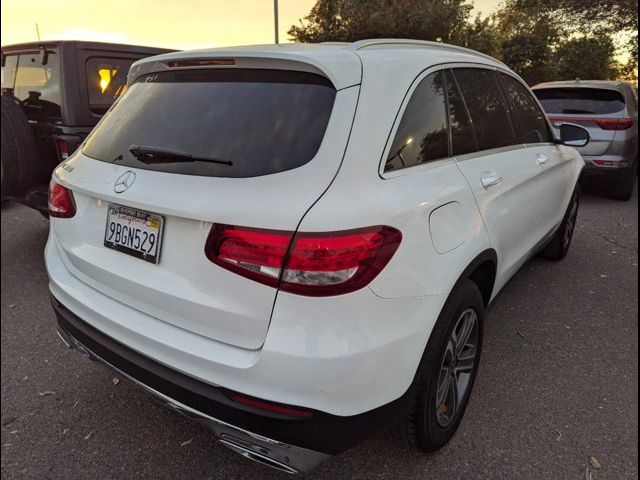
[55,139,70,160]
[205,225,402,296]
[595,118,634,130]
[48,180,76,218]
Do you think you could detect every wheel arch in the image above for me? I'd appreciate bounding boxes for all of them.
[457,249,498,308]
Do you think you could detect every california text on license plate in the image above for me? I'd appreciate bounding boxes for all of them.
[104,204,164,264]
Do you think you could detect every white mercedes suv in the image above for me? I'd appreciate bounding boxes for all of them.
[46,39,588,474]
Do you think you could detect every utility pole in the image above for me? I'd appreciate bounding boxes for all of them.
[274,0,279,44]
[35,23,41,41]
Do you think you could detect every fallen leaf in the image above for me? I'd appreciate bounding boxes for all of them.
[589,456,602,469]
[599,274,608,278]
[38,390,56,396]
[84,431,94,441]
[72,400,79,408]
[9,430,18,435]
[9,304,16,309]
[180,438,193,447]
[61,428,69,435]
[112,377,120,386]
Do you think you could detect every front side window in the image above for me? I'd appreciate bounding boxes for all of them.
[12,52,61,117]
[82,69,336,178]
[384,71,448,172]
[498,73,551,144]
[452,68,516,151]
[86,57,135,115]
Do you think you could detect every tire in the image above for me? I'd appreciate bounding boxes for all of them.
[540,185,579,260]
[609,158,637,201]
[391,279,484,452]
[0,95,44,196]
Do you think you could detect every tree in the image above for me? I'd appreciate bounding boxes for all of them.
[288,0,474,44]
[493,0,563,84]
[460,14,502,58]
[554,35,620,81]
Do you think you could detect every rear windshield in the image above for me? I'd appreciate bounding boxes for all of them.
[1,51,61,118]
[82,69,337,178]
[534,87,625,115]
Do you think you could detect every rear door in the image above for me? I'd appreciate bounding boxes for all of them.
[533,87,626,156]
[448,67,553,286]
[51,67,359,350]
[497,72,572,231]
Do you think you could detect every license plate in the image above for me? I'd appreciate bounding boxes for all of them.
[104,204,164,264]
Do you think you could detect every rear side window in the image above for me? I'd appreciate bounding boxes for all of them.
[82,69,337,178]
[384,71,448,172]
[452,68,516,151]
[498,73,551,143]
[444,70,477,156]
[534,88,625,114]
[86,57,135,115]
[3,52,61,118]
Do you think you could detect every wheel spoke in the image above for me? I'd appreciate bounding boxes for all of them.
[454,347,476,374]
[448,373,458,418]
[436,367,452,407]
[453,310,476,357]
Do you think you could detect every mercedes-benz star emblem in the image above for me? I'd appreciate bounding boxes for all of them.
[114,171,136,193]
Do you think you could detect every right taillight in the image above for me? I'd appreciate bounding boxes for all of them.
[48,179,76,218]
[595,118,635,130]
[205,224,402,296]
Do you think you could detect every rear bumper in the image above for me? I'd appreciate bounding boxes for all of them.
[581,154,636,181]
[54,303,327,474]
[51,292,417,472]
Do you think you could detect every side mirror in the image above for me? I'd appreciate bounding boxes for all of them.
[556,122,590,147]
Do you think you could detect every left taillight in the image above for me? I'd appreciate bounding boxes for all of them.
[48,179,76,218]
[205,224,402,296]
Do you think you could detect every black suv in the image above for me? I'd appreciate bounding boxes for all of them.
[1,41,173,212]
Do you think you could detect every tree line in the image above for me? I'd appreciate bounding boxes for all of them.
[288,0,638,85]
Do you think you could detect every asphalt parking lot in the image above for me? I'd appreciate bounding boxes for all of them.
[1,183,637,480]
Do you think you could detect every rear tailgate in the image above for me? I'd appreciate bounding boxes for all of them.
[534,86,626,156]
[546,114,619,156]
[50,66,360,350]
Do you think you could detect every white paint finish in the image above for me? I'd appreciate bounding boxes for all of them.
[50,86,359,350]
[428,202,469,254]
[46,41,585,417]
[47,232,446,415]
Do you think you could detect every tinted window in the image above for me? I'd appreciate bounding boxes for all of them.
[82,69,336,178]
[1,55,18,90]
[384,71,448,172]
[498,73,551,143]
[452,68,516,151]
[534,87,625,114]
[11,52,61,117]
[86,57,135,114]
[444,70,477,156]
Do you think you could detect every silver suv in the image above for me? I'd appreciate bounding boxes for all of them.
[533,80,638,200]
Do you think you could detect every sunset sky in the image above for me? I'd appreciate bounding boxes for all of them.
[1,0,501,49]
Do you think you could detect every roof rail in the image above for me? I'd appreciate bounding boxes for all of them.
[348,38,504,65]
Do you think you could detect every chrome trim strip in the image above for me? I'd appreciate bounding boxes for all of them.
[56,328,330,474]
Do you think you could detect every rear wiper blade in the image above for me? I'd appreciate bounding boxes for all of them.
[128,145,233,166]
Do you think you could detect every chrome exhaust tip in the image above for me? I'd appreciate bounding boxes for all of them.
[220,436,299,474]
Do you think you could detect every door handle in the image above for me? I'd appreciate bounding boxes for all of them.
[537,154,550,166]
[480,174,503,189]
